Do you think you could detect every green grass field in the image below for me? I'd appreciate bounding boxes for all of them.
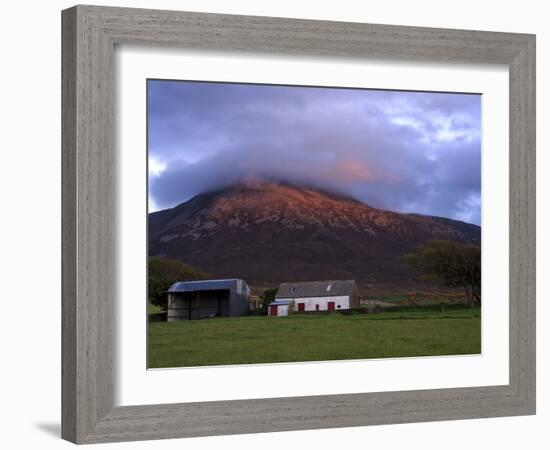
[148,306,481,368]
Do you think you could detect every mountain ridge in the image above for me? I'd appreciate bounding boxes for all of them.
[149,181,480,287]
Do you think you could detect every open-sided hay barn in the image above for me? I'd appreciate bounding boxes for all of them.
[271,280,359,315]
[167,279,250,321]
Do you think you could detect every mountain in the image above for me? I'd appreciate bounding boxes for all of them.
[148,181,481,288]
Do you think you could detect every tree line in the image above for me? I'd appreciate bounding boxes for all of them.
[402,240,481,306]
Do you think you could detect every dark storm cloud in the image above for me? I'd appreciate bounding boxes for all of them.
[148,80,481,225]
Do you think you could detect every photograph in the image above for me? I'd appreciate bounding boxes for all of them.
[146,79,482,368]
[2,0,541,447]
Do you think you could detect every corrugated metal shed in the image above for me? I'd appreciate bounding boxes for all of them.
[167,279,250,319]
[275,280,357,299]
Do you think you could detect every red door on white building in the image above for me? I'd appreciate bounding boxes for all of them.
[328,302,335,311]
[270,305,278,316]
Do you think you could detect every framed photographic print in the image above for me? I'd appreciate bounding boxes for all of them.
[62,5,536,444]
[146,80,484,369]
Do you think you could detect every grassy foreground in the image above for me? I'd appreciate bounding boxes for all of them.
[148,306,480,368]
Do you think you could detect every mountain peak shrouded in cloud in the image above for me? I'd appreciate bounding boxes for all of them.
[148,181,481,286]
[148,80,481,225]
[188,176,366,206]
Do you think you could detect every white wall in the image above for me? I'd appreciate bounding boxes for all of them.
[270,304,290,316]
[279,295,349,311]
[0,1,547,449]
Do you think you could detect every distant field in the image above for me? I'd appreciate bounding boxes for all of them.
[148,306,481,368]
[364,293,468,306]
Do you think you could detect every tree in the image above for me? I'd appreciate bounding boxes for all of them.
[148,257,210,310]
[258,288,279,315]
[401,240,481,306]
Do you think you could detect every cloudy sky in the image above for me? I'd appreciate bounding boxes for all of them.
[148,80,481,225]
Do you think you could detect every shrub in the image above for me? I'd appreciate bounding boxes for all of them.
[148,257,210,310]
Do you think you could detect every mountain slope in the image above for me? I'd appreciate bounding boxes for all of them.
[148,181,481,287]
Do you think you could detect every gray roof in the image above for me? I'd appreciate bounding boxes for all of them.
[275,280,357,299]
[268,300,293,306]
[168,279,248,293]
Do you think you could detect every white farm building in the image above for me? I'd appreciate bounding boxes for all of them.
[268,280,360,316]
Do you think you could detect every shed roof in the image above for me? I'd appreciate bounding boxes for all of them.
[168,279,248,293]
[268,300,293,306]
[275,280,357,299]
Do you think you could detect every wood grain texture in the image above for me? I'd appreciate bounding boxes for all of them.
[62,5,114,442]
[508,36,536,408]
[61,4,536,444]
[61,7,77,443]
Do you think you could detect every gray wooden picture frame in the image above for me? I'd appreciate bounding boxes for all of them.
[61,4,536,444]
